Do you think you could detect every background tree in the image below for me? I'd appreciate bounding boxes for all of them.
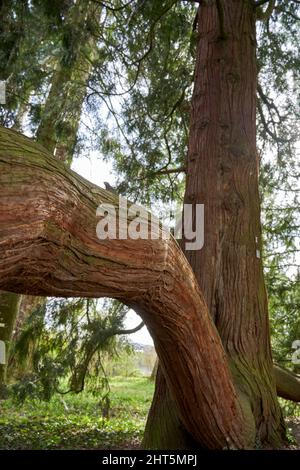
[0,0,104,391]
[9,299,143,405]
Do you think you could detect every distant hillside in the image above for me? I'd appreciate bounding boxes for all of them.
[130,342,155,354]
[128,342,156,376]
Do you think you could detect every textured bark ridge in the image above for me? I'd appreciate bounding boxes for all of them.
[185,0,284,446]
[145,0,285,449]
[0,126,253,449]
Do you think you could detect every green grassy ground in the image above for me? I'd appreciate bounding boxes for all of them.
[0,377,154,450]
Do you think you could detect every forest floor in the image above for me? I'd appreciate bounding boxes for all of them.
[0,377,153,450]
[286,417,300,449]
[1,377,300,450]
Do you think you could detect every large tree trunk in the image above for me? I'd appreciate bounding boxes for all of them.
[143,367,199,449]
[0,125,259,449]
[144,0,285,449]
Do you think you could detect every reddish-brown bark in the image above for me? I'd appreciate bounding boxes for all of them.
[0,126,252,448]
[145,0,285,448]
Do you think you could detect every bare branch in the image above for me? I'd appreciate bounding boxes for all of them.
[264,249,300,259]
[136,165,186,183]
[257,83,284,122]
[257,92,289,144]
[274,364,300,402]
[90,0,135,12]
[152,166,186,176]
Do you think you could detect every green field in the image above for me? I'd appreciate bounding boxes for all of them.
[0,377,154,450]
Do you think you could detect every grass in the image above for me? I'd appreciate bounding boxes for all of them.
[1,378,300,450]
[0,377,154,450]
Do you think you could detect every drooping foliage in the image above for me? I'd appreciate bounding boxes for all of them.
[256,2,300,371]
[86,0,196,204]
[9,299,134,402]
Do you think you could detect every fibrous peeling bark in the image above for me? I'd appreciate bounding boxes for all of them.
[146,0,285,449]
[0,125,252,448]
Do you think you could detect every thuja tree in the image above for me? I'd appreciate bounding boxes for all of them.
[87,0,300,448]
[1,0,300,449]
[145,0,285,449]
[93,0,300,447]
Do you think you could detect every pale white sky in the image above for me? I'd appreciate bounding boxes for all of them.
[71,151,154,346]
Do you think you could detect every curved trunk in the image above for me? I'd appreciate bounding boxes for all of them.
[145,0,285,449]
[0,125,255,448]
[0,1,28,389]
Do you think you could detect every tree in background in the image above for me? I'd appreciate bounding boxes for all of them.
[0,0,103,391]
[9,299,143,407]
[0,0,53,394]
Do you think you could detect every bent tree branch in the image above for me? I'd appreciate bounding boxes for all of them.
[0,126,249,449]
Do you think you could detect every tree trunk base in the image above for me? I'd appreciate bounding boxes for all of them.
[143,367,200,450]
